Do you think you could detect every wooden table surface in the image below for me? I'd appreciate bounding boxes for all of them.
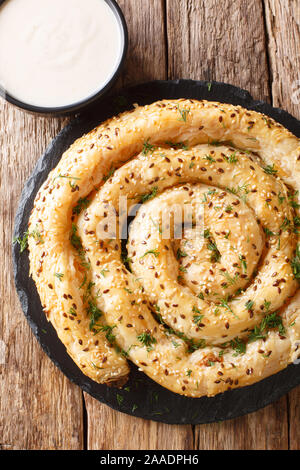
[1,0,299,450]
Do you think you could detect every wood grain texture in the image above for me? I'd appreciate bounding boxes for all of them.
[82,0,195,451]
[288,389,300,450]
[195,397,288,450]
[1,0,299,450]
[86,405,193,450]
[166,0,270,101]
[264,0,300,450]
[118,0,167,85]
[0,103,83,450]
[264,0,300,117]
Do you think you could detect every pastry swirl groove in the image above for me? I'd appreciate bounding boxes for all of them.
[28,99,300,397]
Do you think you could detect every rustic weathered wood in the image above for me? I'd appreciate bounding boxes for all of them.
[0,102,84,449]
[288,389,300,450]
[85,405,194,450]
[264,0,300,118]
[118,0,167,86]
[1,0,299,450]
[264,0,300,450]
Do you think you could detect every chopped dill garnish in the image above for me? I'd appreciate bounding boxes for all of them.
[142,139,155,155]
[245,300,254,311]
[98,324,116,344]
[91,363,103,370]
[13,226,44,252]
[239,254,247,273]
[288,191,300,209]
[192,307,204,326]
[220,298,233,313]
[177,105,190,122]
[72,197,90,215]
[226,183,249,202]
[55,173,81,182]
[263,164,277,176]
[116,394,124,406]
[68,307,77,317]
[140,186,158,203]
[87,300,103,331]
[176,248,188,259]
[70,224,90,269]
[264,227,275,237]
[103,166,116,182]
[70,223,82,250]
[248,311,286,342]
[121,250,133,267]
[203,154,216,163]
[278,192,285,204]
[13,230,29,253]
[220,271,239,286]
[207,241,221,263]
[224,152,238,164]
[140,249,160,259]
[30,227,44,243]
[79,273,87,289]
[219,297,239,319]
[230,337,246,356]
[124,287,133,294]
[280,217,291,232]
[165,140,189,150]
[100,268,109,277]
[137,332,157,351]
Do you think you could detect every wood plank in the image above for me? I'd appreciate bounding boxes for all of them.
[264,0,300,450]
[0,101,84,449]
[166,0,289,450]
[83,0,194,451]
[288,389,300,450]
[118,0,167,86]
[166,0,270,101]
[264,0,300,118]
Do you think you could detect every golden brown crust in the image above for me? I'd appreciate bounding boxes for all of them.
[28,99,300,397]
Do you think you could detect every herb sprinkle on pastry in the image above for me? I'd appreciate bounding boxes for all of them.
[25,99,300,397]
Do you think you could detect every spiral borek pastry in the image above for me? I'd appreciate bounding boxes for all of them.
[28,100,300,397]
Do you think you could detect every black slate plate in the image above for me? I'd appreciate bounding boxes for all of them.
[13,79,300,424]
